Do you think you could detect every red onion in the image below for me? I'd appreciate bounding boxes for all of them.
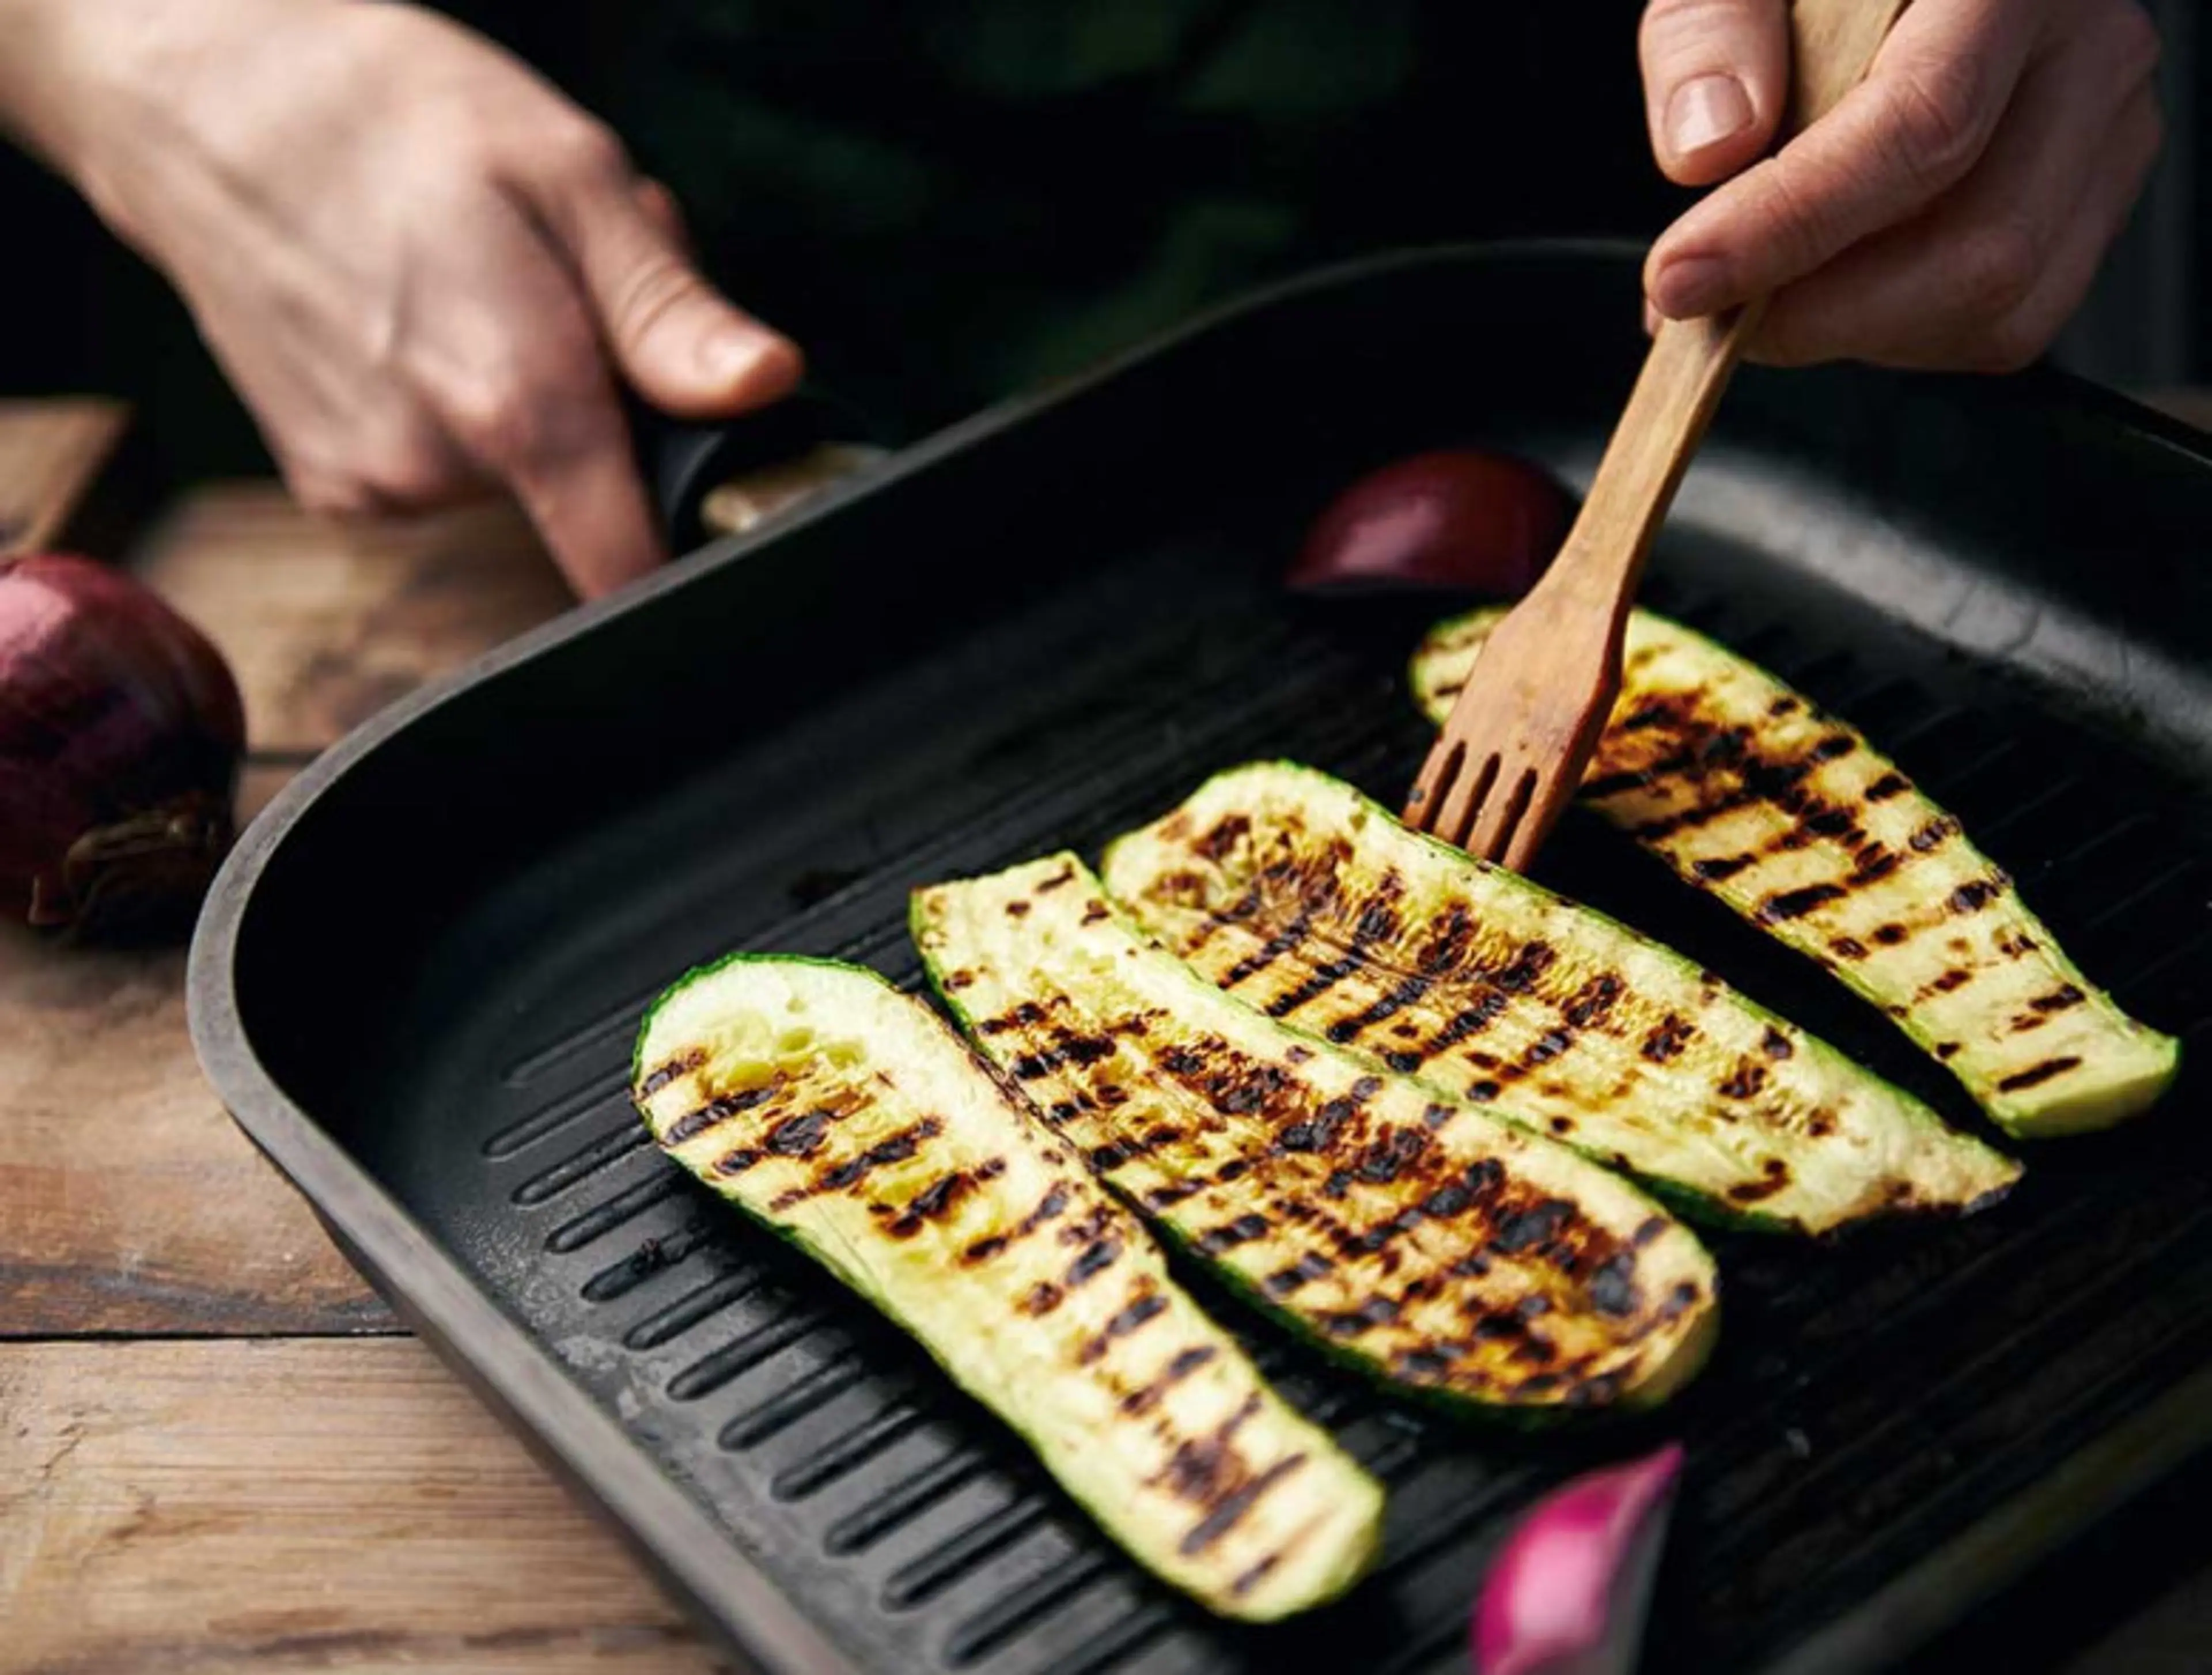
[0,553,244,937]
[1472,1443,1684,1675]
[1287,448,1570,597]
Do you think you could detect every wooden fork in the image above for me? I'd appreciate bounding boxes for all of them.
[1404,0,1913,870]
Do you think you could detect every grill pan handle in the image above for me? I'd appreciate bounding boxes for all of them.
[631,385,888,553]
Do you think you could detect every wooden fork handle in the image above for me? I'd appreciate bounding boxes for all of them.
[1538,310,1757,621]
[1791,0,1918,131]
[1540,0,1914,619]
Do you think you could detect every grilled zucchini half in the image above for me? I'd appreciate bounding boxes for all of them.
[1103,764,2020,1235]
[912,860,1718,1419]
[1411,608,2179,1136]
[634,956,1382,1620]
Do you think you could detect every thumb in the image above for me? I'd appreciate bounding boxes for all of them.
[1640,0,1789,187]
[545,169,803,420]
[630,176,696,259]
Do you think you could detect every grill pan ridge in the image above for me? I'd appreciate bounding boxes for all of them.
[190,244,2212,1675]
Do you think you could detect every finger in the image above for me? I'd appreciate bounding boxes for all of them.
[632,176,693,257]
[1640,0,1789,185]
[437,330,665,594]
[531,139,802,421]
[1750,88,2162,371]
[503,385,665,596]
[270,417,480,520]
[1647,0,2046,319]
[1747,24,2162,370]
[578,188,802,420]
[1965,91,2166,372]
[186,287,487,520]
[412,199,669,594]
[282,462,404,522]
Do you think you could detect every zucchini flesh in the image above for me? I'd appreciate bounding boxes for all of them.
[912,859,1719,1418]
[634,956,1381,1619]
[1102,763,2021,1236]
[1411,608,2180,1136]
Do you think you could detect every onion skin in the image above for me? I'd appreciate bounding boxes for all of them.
[1287,449,1570,598]
[0,554,244,937]
[1472,1443,1684,1675]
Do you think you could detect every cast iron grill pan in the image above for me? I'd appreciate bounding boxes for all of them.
[194,247,2212,1675]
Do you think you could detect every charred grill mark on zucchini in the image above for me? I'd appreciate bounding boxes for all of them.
[1066,1234,1124,1287]
[1081,1289,1169,1363]
[1105,765,2023,1234]
[1425,990,1510,1060]
[1334,975,1434,1041]
[885,1158,1010,1237]
[771,1117,943,1210]
[1911,816,1963,852]
[1124,1029,1638,1312]
[1950,876,2008,915]
[1154,1394,1313,1558]
[1639,1014,1695,1064]
[1265,955,1366,1018]
[1998,1056,2084,1092]
[1223,909,1316,990]
[1725,1159,1793,1204]
[634,957,1382,1619]
[1183,1453,1310,1555]
[638,1048,704,1096]
[1411,609,2180,1137]
[914,857,1719,1415]
[665,1083,778,1146]
[1123,1343,1221,1415]
[764,1106,838,1157]
[1267,1252,1335,1297]
[1759,882,1848,923]
[1563,974,1624,1029]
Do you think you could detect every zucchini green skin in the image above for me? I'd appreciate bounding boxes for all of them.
[1411,608,2180,1137]
[912,860,1719,1420]
[633,955,1381,1620]
[1101,763,2021,1237]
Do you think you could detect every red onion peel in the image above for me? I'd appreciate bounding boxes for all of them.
[0,553,244,937]
[1287,448,1571,598]
[1472,1443,1685,1675]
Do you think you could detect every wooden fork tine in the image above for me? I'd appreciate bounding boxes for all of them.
[1495,751,1586,873]
[1429,750,1498,850]
[1403,737,1466,837]
[1464,757,1535,866]
[1401,0,1910,873]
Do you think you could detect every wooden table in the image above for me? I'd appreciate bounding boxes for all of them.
[1,402,724,1673]
[1,397,2205,1673]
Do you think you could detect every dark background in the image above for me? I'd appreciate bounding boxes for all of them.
[0,0,2202,487]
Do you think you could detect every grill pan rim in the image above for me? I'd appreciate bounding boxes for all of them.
[186,237,2212,1675]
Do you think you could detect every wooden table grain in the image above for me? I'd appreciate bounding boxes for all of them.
[0,396,2203,1674]
[0,403,719,1673]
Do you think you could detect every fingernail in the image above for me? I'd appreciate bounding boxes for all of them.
[1652,255,1729,319]
[1665,73,1753,160]
[700,324,771,383]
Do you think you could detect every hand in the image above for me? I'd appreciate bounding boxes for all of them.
[1637,0,2164,372]
[5,0,799,595]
